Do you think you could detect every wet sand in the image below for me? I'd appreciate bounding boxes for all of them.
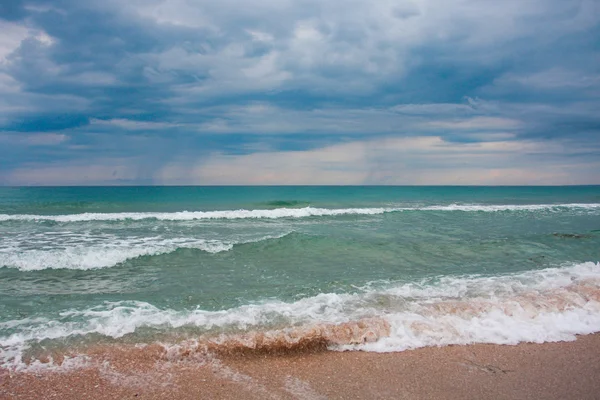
[2,334,600,400]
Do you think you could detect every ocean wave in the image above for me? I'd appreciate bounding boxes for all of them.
[0,233,290,271]
[0,203,599,222]
[2,261,600,370]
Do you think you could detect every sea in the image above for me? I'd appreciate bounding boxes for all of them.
[1,186,600,371]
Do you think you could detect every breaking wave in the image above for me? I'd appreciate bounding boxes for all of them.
[0,233,290,271]
[2,261,600,370]
[0,203,599,222]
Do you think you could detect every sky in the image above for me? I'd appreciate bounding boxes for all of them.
[0,0,599,185]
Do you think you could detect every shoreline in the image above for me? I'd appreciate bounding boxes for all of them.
[3,334,600,399]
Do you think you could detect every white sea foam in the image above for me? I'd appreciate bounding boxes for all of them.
[0,203,598,222]
[0,233,289,271]
[2,262,600,370]
[421,203,600,212]
[0,238,231,271]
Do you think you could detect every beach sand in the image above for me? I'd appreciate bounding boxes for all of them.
[2,333,600,399]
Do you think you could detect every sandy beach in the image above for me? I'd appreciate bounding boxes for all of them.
[2,333,600,400]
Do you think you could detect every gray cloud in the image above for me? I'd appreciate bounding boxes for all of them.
[0,0,599,184]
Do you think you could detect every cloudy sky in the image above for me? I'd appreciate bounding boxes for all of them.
[0,0,599,185]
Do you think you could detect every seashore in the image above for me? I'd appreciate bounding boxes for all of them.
[2,333,600,400]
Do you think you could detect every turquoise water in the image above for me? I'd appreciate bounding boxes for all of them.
[1,186,600,369]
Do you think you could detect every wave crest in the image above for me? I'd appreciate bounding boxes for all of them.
[3,262,600,370]
[1,203,599,222]
[0,234,291,271]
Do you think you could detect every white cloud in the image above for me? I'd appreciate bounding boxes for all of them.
[91,119,180,130]
[0,20,56,66]
[0,21,29,64]
[0,133,68,146]
[34,31,55,46]
[240,51,291,84]
[124,0,216,29]
[425,117,523,130]
[391,102,477,115]
[246,30,275,43]
[65,72,116,86]
[495,68,600,90]
[25,133,68,146]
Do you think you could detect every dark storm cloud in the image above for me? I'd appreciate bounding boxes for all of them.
[0,0,598,184]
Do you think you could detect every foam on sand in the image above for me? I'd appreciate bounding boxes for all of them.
[2,262,600,371]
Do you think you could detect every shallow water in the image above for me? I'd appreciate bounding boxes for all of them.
[1,186,600,370]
